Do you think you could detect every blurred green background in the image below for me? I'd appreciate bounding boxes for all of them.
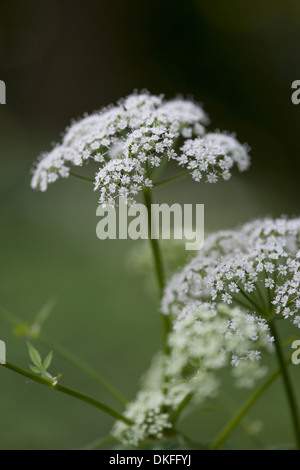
[0,0,300,450]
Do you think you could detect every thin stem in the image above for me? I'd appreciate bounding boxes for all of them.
[70,172,94,185]
[152,154,169,182]
[0,306,127,406]
[264,273,274,312]
[211,358,292,450]
[153,170,190,188]
[144,189,171,354]
[143,189,171,354]
[171,393,192,424]
[2,362,133,425]
[231,294,257,312]
[143,189,165,293]
[256,279,268,312]
[238,288,266,317]
[268,320,300,449]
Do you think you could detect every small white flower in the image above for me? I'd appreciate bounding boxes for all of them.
[229,282,239,293]
[293,316,300,328]
[244,281,255,292]
[231,355,240,367]
[207,172,218,183]
[265,278,275,289]
[247,350,261,361]
[222,293,233,304]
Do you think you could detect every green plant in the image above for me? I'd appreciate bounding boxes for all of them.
[1,92,299,450]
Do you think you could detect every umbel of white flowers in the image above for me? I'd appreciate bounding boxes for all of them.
[112,303,273,446]
[162,217,300,329]
[31,91,251,207]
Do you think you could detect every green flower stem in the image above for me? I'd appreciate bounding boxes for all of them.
[231,294,256,313]
[211,358,292,450]
[71,166,190,190]
[0,306,127,406]
[269,320,300,450]
[70,172,94,185]
[171,393,192,424]
[256,284,267,312]
[143,189,165,294]
[238,288,266,317]
[152,154,169,182]
[153,170,190,188]
[2,361,133,425]
[143,188,171,354]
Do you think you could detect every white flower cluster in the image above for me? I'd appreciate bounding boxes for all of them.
[31,92,250,206]
[179,133,250,183]
[112,390,173,447]
[162,217,300,328]
[167,303,273,390]
[112,303,272,446]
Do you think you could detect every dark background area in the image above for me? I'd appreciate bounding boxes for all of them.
[0,0,299,449]
[1,0,300,203]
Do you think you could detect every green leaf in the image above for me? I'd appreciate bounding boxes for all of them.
[43,351,53,371]
[27,342,43,369]
[29,364,42,374]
